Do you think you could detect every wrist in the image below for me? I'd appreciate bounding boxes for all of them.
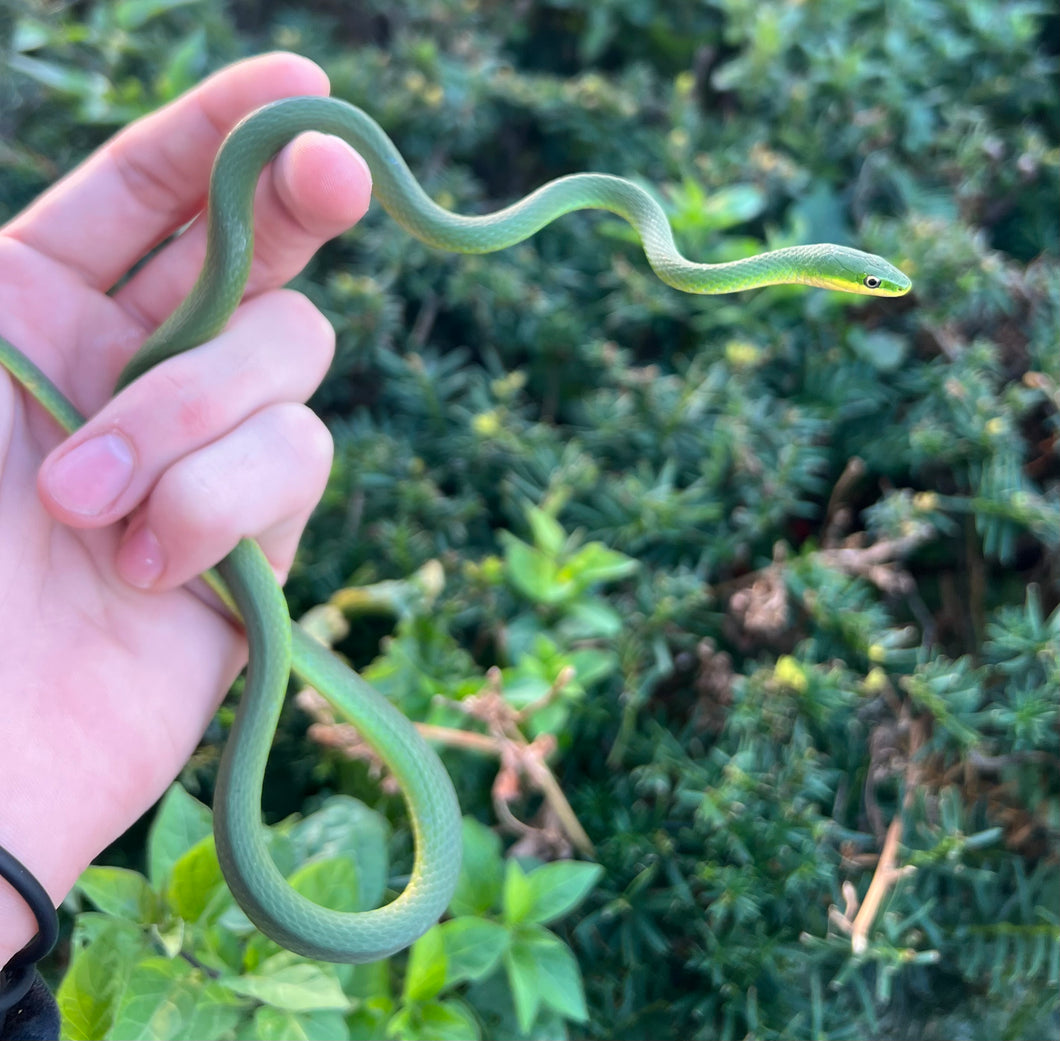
[0,838,58,977]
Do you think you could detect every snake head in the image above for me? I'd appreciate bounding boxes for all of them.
[808,246,912,297]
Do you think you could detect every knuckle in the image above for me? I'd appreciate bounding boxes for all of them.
[111,141,187,218]
[136,360,219,443]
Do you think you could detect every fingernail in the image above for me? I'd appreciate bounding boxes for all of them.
[45,432,135,516]
[117,523,165,589]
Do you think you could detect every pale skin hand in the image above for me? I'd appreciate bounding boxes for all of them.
[0,53,372,964]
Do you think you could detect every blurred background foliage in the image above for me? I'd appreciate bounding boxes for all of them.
[1,0,1058,1038]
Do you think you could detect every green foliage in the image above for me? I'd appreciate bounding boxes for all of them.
[58,789,599,1041]
[2,0,1058,1038]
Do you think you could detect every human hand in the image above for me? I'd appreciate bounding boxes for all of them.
[0,52,371,963]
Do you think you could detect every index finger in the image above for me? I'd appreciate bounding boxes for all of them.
[2,52,330,292]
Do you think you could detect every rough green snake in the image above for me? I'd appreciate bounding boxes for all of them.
[0,96,911,963]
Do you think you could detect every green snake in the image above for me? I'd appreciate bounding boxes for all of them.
[0,96,911,963]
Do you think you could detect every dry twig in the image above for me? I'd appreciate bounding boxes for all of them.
[296,658,595,859]
[830,708,926,953]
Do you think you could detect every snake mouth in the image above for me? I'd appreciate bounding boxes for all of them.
[804,272,912,297]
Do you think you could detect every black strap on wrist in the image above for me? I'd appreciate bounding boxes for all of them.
[0,843,58,1017]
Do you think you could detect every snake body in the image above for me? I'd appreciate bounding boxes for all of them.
[0,96,910,963]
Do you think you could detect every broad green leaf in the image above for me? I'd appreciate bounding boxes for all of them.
[338,956,390,1001]
[289,796,388,909]
[567,647,618,687]
[502,536,563,604]
[12,16,52,50]
[164,979,247,1040]
[502,859,533,926]
[108,957,245,1040]
[57,918,147,1041]
[522,861,603,926]
[560,597,624,639]
[500,672,554,712]
[288,856,362,914]
[449,818,503,916]
[147,784,212,890]
[698,183,767,232]
[419,999,481,1041]
[438,917,509,983]
[403,925,447,1003]
[240,1007,350,1041]
[347,1001,392,1041]
[219,956,352,1013]
[155,26,207,100]
[560,542,638,591]
[5,53,110,102]
[503,940,541,1034]
[387,998,480,1041]
[509,926,588,1028]
[847,327,909,372]
[526,506,566,556]
[525,1012,570,1040]
[167,834,224,922]
[76,866,157,923]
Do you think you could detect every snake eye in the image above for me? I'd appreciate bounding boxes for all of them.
[864,275,882,290]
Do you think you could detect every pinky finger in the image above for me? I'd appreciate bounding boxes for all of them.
[116,402,333,591]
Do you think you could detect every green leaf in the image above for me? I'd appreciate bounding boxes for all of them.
[155,27,207,100]
[388,998,481,1041]
[57,917,148,1041]
[76,866,157,923]
[5,53,110,104]
[240,1007,350,1041]
[567,647,618,687]
[288,856,362,914]
[347,1001,392,1041]
[167,834,224,923]
[560,542,638,591]
[506,926,588,1032]
[420,999,481,1041]
[502,859,533,926]
[219,956,352,1013]
[502,536,562,604]
[438,917,509,984]
[289,796,388,909]
[699,183,767,231]
[339,957,390,1001]
[449,817,503,917]
[522,861,603,926]
[147,784,212,891]
[403,925,447,1003]
[559,597,624,639]
[108,957,245,1040]
[526,506,566,556]
[847,328,909,372]
[502,937,541,1034]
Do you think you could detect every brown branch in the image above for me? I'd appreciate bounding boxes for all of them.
[295,664,596,858]
[831,711,926,954]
